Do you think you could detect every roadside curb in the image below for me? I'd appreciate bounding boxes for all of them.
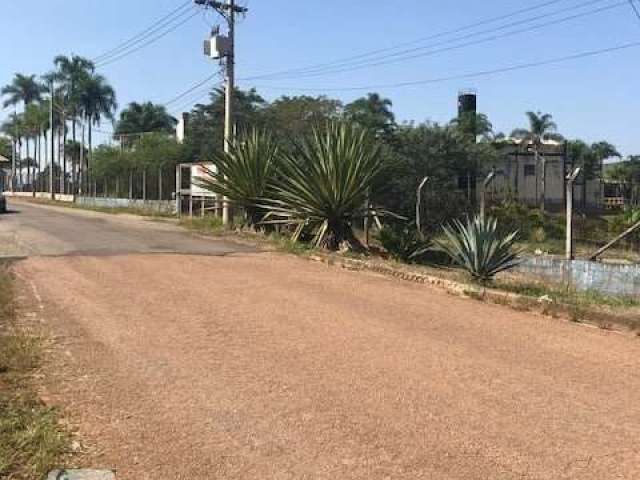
[305,253,639,335]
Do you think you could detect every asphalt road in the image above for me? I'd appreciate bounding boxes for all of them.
[0,199,253,258]
[4,199,640,479]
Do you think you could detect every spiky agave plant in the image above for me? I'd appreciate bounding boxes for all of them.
[435,215,521,283]
[265,122,384,250]
[195,129,279,226]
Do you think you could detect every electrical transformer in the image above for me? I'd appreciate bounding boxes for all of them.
[204,35,231,60]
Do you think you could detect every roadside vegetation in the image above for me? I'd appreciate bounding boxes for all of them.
[3,54,639,329]
[0,263,69,479]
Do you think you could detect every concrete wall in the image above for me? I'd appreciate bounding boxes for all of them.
[3,191,74,203]
[75,196,176,214]
[516,256,640,297]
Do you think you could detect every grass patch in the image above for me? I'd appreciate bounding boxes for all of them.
[0,263,69,479]
[494,279,640,309]
[179,216,225,234]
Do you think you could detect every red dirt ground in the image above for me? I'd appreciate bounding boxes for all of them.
[15,252,640,479]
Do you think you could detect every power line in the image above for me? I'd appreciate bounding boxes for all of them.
[163,73,219,106]
[95,8,199,68]
[242,40,640,92]
[242,0,621,82]
[628,0,640,22]
[236,0,579,80]
[168,84,222,114]
[93,1,193,63]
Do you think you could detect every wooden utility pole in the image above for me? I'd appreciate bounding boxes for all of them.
[223,0,236,226]
[195,0,247,225]
[565,167,581,261]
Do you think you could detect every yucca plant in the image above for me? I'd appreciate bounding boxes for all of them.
[435,215,521,283]
[195,129,279,226]
[264,122,384,250]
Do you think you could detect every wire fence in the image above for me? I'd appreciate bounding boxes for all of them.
[5,166,177,202]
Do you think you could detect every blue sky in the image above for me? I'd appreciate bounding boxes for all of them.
[1,0,639,154]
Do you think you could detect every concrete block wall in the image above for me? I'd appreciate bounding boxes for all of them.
[75,196,176,214]
[516,256,640,297]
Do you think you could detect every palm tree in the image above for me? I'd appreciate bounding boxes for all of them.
[1,74,46,109]
[115,102,177,137]
[53,55,95,192]
[78,73,117,177]
[23,104,41,189]
[450,112,494,141]
[344,93,396,139]
[2,74,46,190]
[511,111,563,213]
[53,55,94,138]
[1,114,25,190]
[23,102,50,190]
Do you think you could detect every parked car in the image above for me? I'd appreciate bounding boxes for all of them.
[0,195,6,213]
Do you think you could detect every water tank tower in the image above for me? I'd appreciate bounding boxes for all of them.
[458,89,477,118]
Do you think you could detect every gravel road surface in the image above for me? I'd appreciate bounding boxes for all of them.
[4,199,640,479]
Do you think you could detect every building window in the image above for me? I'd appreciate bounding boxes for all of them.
[524,164,536,177]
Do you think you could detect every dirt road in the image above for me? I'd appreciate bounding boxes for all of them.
[4,200,640,479]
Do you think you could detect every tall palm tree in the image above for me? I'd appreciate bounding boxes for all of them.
[511,111,563,213]
[24,102,50,190]
[78,73,117,178]
[1,113,25,190]
[2,74,46,190]
[1,74,46,109]
[23,104,41,189]
[53,55,95,190]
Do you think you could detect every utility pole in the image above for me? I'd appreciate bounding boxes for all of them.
[49,81,55,199]
[195,0,247,225]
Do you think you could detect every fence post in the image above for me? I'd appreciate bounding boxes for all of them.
[175,165,181,218]
[566,168,582,261]
[158,168,162,201]
[480,170,497,222]
[129,171,133,199]
[142,169,147,202]
[416,177,429,238]
[116,177,120,198]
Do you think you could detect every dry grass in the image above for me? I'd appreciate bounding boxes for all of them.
[0,263,69,479]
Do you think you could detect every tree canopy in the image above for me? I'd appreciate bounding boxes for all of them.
[115,102,177,136]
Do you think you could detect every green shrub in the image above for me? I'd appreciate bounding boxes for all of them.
[376,223,431,263]
[435,215,522,283]
[489,199,564,242]
[265,122,384,250]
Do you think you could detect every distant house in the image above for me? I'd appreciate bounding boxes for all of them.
[480,138,603,210]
